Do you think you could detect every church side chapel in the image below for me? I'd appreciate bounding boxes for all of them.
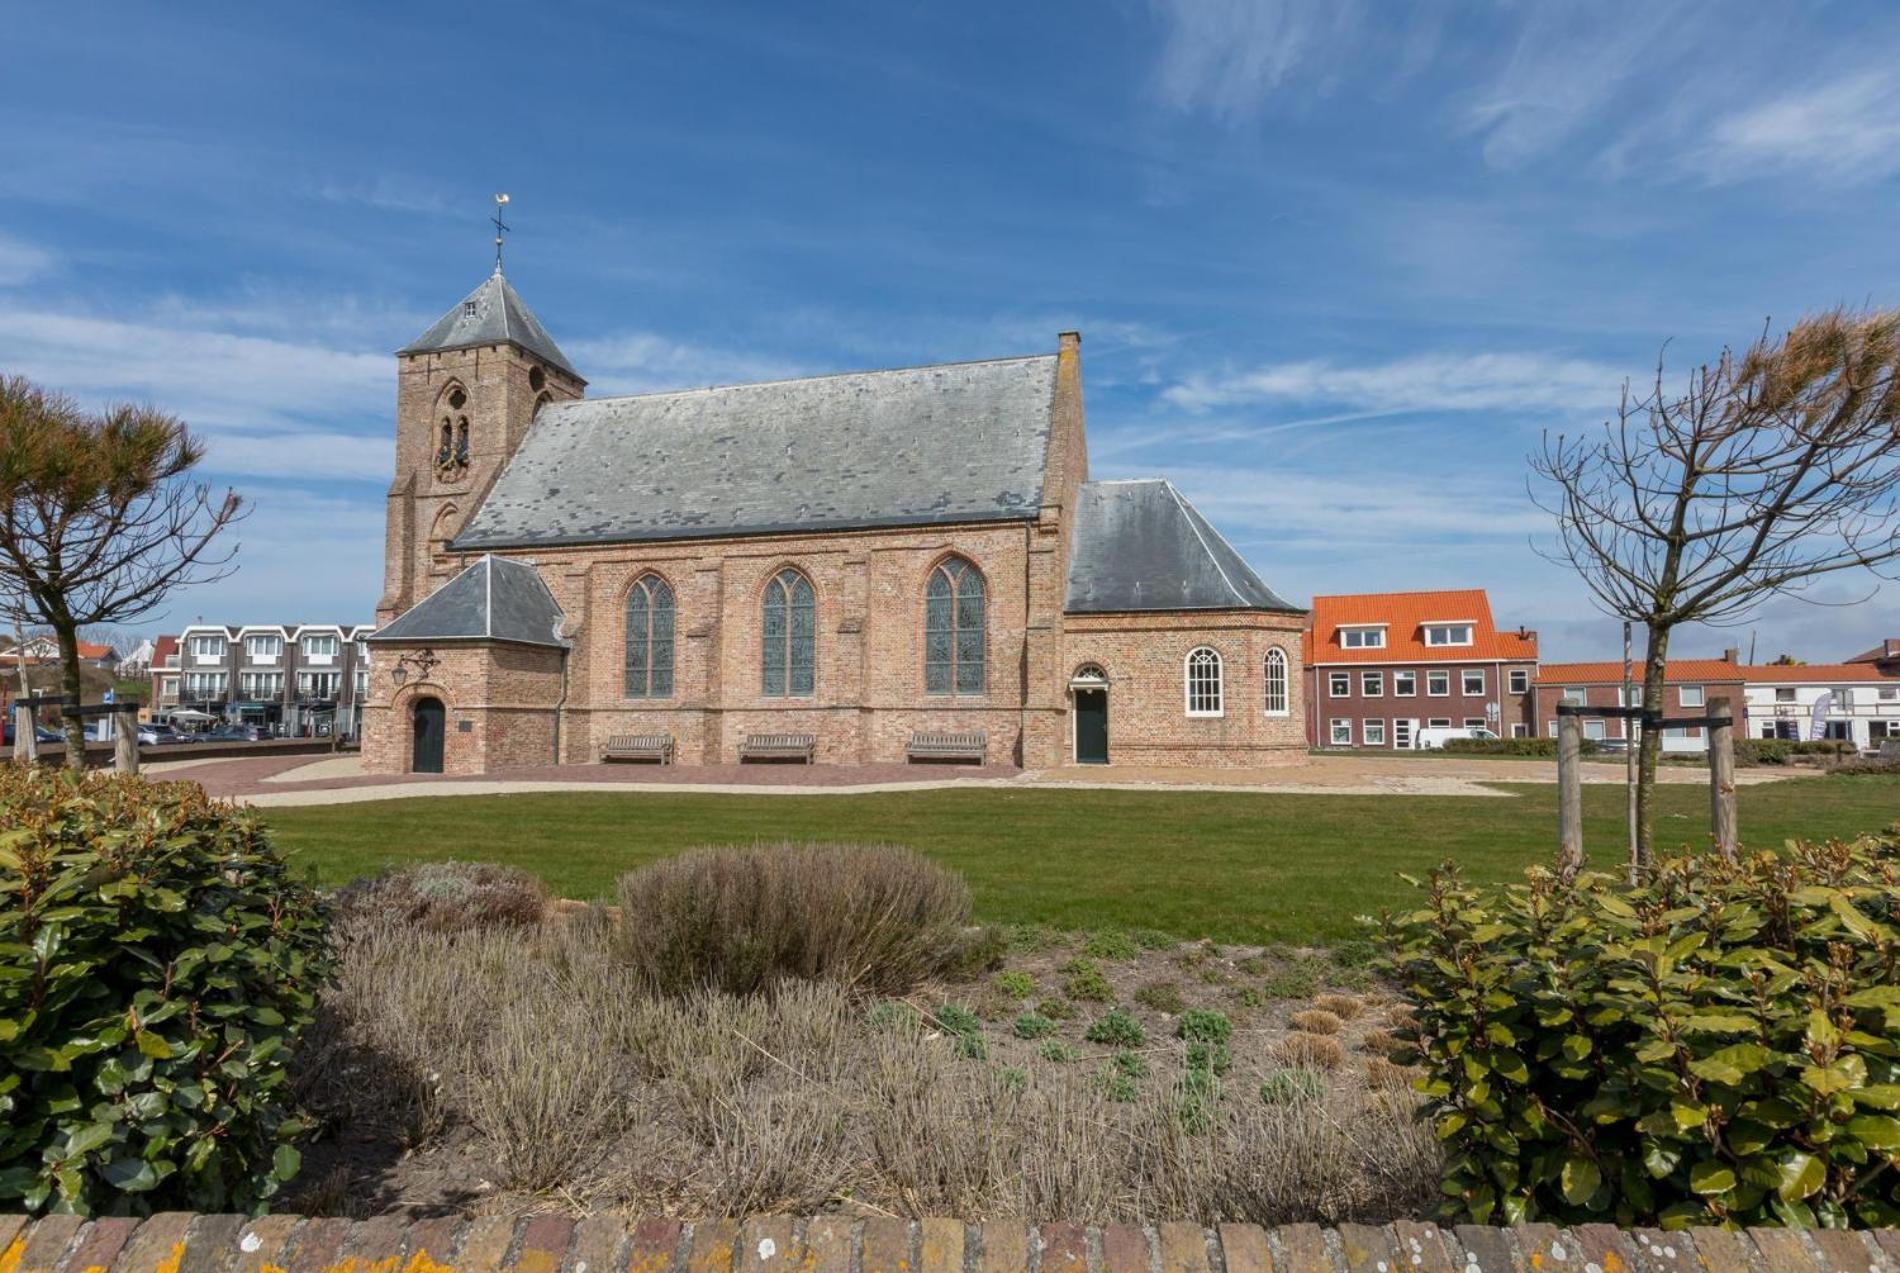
[364,260,1308,775]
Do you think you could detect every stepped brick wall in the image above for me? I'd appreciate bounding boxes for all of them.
[4,1213,1900,1273]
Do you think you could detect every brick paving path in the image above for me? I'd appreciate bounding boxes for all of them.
[4,1212,1896,1272]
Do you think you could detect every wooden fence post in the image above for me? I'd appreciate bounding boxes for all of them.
[12,703,37,765]
[114,709,139,775]
[1558,709,1584,877]
[1709,697,1736,860]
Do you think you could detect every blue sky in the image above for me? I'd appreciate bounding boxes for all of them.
[3,1,1898,660]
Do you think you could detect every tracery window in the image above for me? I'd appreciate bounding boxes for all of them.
[1185,646,1224,717]
[624,575,676,699]
[1263,647,1288,715]
[924,557,986,695]
[762,568,815,697]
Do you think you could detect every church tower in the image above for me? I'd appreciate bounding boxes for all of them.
[378,270,585,622]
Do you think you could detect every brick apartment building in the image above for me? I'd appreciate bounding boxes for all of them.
[363,268,1309,775]
[151,623,376,736]
[1532,656,1747,753]
[1302,590,1538,749]
[1848,638,1900,676]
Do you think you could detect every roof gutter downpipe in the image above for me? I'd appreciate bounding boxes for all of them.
[552,643,570,766]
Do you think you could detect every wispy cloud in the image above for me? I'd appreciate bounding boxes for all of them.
[1147,0,1367,122]
[1161,351,1627,416]
[1699,72,1900,184]
[0,232,55,286]
[568,331,807,396]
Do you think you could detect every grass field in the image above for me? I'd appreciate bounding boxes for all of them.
[262,775,1900,944]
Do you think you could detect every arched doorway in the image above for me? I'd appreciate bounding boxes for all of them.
[1071,664,1109,765]
[411,696,446,774]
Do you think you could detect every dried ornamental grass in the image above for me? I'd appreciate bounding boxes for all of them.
[1288,1009,1343,1035]
[1312,994,1365,1021]
[1273,1033,1345,1070]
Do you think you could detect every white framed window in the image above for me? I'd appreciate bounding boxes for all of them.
[182,671,227,699]
[1511,723,1529,738]
[238,671,282,699]
[299,671,341,699]
[1340,627,1386,649]
[1363,718,1386,746]
[1880,686,1898,701]
[1328,671,1351,697]
[1263,647,1288,716]
[1547,720,1559,737]
[353,669,369,699]
[1393,670,1417,696]
[1428,717,1452,728]
[1464,717,1486,730]
[1563,686,1588,705]
[1585,719,1607,741]
[301,633,340,663]
[1361,670,1384,696]
[1508,668,1530,694]
[1461,668,1485,696]
[158,676,179,699]
[1775,687,1797,702]
[187,633,226,662]
[1679,685,1705,708]
[1426,670,1450,696]
[1329,718,1352,746]
[1423,623,1474,647]
[243,633,282,662]
[1185,647,1224,717]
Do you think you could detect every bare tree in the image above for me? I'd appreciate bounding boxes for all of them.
[0,375,243,767]
[1532,309,1900,874]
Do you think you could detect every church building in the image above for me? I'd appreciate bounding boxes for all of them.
[363,267,1308,774]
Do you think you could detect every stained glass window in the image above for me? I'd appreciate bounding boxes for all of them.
[1264,647,1288,715]
[763,568,815,696]
[624,575,675,698]
[925,557,986,695]
[1186,646,1224,716]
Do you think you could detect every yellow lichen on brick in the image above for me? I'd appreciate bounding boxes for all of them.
[0,1236,23,1273]
[400,1251,457,1273]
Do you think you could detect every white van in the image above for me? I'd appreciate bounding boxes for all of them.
[1415,725,1500,751]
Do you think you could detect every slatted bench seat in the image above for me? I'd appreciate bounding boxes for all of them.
[601,733,675,764]
[907,730,988,764]
[740,732,817,763]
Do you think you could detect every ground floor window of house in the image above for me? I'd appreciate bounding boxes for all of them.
[1547,720,1559,737]
[1329,718,1352,746]
[1428,717,1451,728]
[1760,723,1779,739]
[1824,721,1852,742]
[1511,723,1528,738]
[1363,718,1386,746]
[1463,717,1485,730]
[1871,721,1895,741]
[1585,719,1606,740]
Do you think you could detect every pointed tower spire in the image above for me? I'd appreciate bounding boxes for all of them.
[397,272,580,379]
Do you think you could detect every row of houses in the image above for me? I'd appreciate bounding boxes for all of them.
[146,623,376,737]
[1304,591,1900,753]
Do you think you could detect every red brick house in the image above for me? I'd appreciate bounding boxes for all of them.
[1302,590,1538,749]
[1533,657,1746,753]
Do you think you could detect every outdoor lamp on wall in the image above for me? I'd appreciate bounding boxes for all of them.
[391,648,440,687]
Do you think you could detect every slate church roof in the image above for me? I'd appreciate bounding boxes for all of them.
[1064,480,1301,614]
[399,271,579,378]
[370,555,567,648]
[451,355,1057,551]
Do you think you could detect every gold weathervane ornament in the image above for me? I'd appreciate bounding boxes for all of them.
[492,193,511,273]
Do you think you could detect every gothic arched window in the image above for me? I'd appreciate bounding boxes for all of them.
[1185,646,1224,717]
[453,416,470,465]
[624,575,675,699]
[435,386,470,479]
[1263,646,1288,716]
[762,568,815,697]
[925,556,986,695]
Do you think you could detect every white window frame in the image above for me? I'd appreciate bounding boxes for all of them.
[1426,669,1451,697]
[1340,627,1387,649]
[1547,720,1559,737]
[1464,717,1486,730]
[1361,670,1384,697]
[1461,668,1485,696]
[1363,718,1386,746]
[1678,684,1705,709]
[1328,671,1351,697]
[1427,717,1452,728]
[1329,718,1352,746]
[188,633,226,662]
[243,633,282,663]
[1508,668,1530,695]
[1423,623,1474,647]
[1263,647,1289,716]
[1393,670,1417,697]
[1185,647,1224,718]
[1562,686,1588,705]
[1585,718,1607,741]
[301,632,340,664]
[1511,723,1529,739]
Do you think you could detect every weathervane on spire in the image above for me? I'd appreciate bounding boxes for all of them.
[491,193,511,274]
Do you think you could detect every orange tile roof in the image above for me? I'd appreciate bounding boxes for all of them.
[1739,662,1897,683]
[75,641,112,660]
[1538,659,1746,684]
[1305,589,1538,664]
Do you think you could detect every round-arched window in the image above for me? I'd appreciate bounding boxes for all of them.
[1185,646,1224,717]
[1263,647,1289,716]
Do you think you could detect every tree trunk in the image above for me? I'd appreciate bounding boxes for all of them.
[52,618,86,771]
[1633,623,1673,880]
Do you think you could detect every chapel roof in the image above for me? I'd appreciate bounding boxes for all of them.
[451,354,1057,551]
[399,271,579,378]
[1063,479,1302,614]
[369,555,567,648]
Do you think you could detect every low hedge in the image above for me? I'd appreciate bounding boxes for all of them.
[1440,738,1602,757]
[1381,827,1900,1229]
[0,770,331,1215]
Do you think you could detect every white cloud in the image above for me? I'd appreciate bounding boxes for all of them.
[0,232,54,286]
[1147,0,1366,122]
[1162,351,1627,416]
[568,331,807,396]
[151,489,387,627]
[1701,72,1900,184]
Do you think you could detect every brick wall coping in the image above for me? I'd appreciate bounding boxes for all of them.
[4,1213,1899,1273]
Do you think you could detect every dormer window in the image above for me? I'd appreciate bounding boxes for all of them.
[1339,626,1385,649]
[1423,623,1474,647]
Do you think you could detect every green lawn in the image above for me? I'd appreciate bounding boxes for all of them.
[262,775,1900,945]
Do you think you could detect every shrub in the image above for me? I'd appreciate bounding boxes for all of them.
[1039,1041,1078,1063]
[1133,980,1186,1014]
[1274,1033,1343,1070]
[1289,1009,1343,1036]
[1013,1013,1056,1040]
[1084,930,1139,960]
[1085,1008,1146,1047]
[1261,964,1321,1000]
[930,1003,986,1060]
[1380,831,1900,1229]
[1260,1067,1326,1106]
[1131,928,1177,951]
[992,969,1037,1000]
[613,843,977,996]
[1329,939,1378,969]
[1037,996,1078,1021]
[331,860,547,932]
[0,771,331,1215]
[1060,958,1115,1003]
[1314,994,1365,1021]
[1178,1009,1233,1045]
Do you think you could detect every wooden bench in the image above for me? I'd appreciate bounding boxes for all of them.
[907,730,988,764]
[1877,739,1900,761]
[740,732,817,763]
[601,733,675,764]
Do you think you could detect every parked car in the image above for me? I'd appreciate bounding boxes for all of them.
[2,719,64,746]
[137,723,185,746]
[1415,725,1501,751]
[203,723,267,743]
